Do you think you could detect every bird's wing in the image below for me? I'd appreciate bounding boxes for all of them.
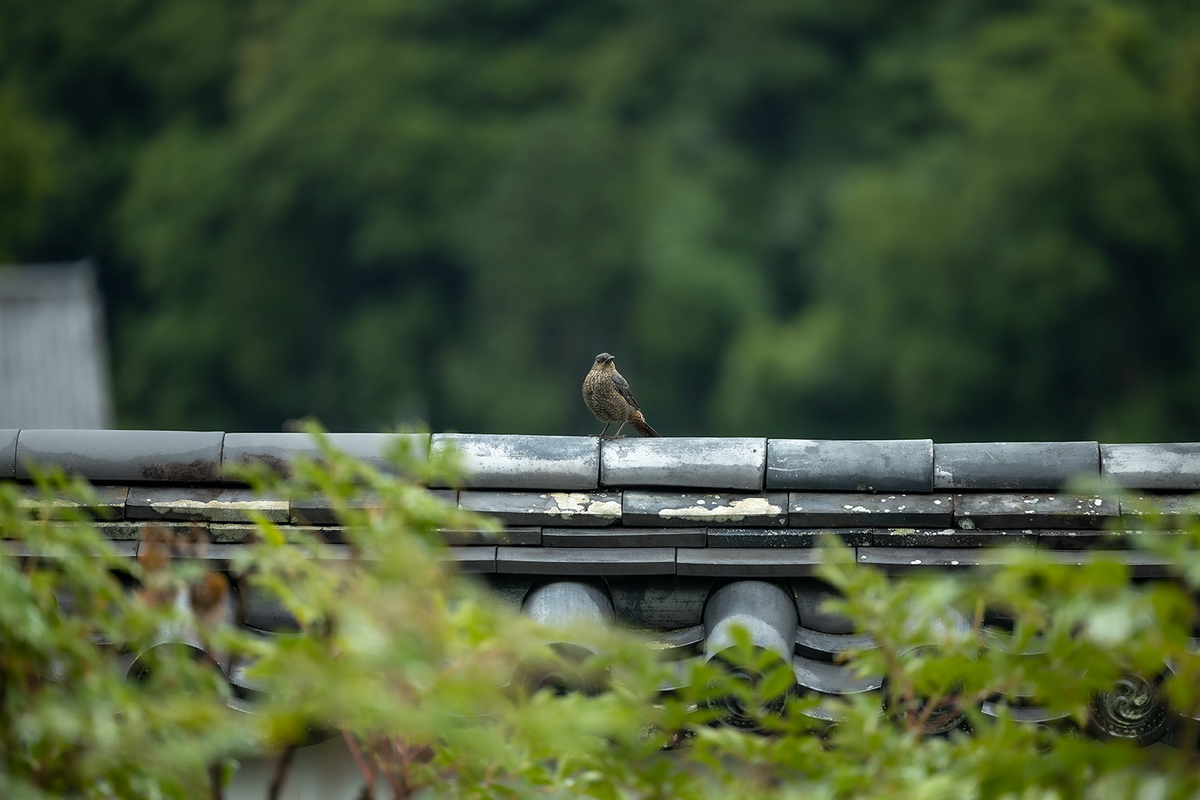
[610,372,640,410]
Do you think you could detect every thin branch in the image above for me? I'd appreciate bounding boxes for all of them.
[343,731,375,800]
[268,747,295,800]
[208,761,225,800]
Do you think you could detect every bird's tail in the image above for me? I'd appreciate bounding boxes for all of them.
[631,412,661,438]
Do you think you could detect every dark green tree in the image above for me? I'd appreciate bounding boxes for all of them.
[4,0,1199,438]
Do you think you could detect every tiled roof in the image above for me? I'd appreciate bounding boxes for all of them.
[4,431,1199,742]
[0,261,114,429]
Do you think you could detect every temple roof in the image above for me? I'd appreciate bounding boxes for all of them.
[4,431,1198,738]
[4,431,1198,579]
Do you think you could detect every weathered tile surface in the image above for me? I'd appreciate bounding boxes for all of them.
[209,523,348,544]
[36,522,142,546]
[289,488,455,526]
[794,628,876,661]
[955,493,1116,529]
[239,581,299,632]
[623,491,788,527]
[3,538,139,559]
[606,576,712,629]
[127,487,289,523]
[793,655,882,694]
[459,490,622,527]
[431,434,598,490]
[138,541,243,563]
[788,492,952,527]
[1,429,16,479]
[1039,549,1172,577]
[791,578,855,634]
[706,528,820,548]
[1120,494,1200,519]
[601,437,766,491]
[19,484,128,519]
[89,521,143,540]
[222,432,429,478]
[934,442,1099,490]
[868,527,1035,547]
[643,625,706,650]
[1037,528,1141,550]
[1101,443,1200,490]
[855,547,1018,572]
[208,523,257,543]
[16,429,224,482]
[542,527,704,548]
[496,547,676,575]
[95,521,206,542]
[677,548,825,577]
[767,439,933,492]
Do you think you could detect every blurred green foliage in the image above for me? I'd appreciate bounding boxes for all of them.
[5,434,1200,797]
[2,0,1199,437]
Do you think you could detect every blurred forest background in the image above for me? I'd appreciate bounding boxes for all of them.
[2,0,1199,440]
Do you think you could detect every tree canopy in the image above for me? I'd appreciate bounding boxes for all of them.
[3,0,1199,437]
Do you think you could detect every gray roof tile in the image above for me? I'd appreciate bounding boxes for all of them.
[239,581,299,632]
[137,541,243,564]
[431,434,598,490]
[855,546,1015,572]
[676,547,824,577]
[934,441,1099,490]
[440,546,497,573]
[207,523,344,544]
[17,429,223,482]
[222,432,430,478]
[1037,528,1151,550]
[600,437,766,490]
[542,527,704,548]
[1101,443,1200,490]
[20,484,128,519]
[439,526,541,546]
[496,546,675,575]
[794,627,876,660]
[1039,549,1172,578]
[767,439,933,492]
[4,538,139,559]
[288,489,455,526]
[793,655,881,694]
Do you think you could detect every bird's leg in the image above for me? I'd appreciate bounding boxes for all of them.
[609,421,628,439]
[590,422,612,438]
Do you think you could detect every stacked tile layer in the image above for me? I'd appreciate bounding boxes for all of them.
[4,431,1199,743]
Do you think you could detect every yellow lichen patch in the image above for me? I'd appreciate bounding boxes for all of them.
[544,492,621,519]
[151,498,287,511]
[659,496,783,522]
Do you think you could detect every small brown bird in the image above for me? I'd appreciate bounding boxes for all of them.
[582,352,661,438]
